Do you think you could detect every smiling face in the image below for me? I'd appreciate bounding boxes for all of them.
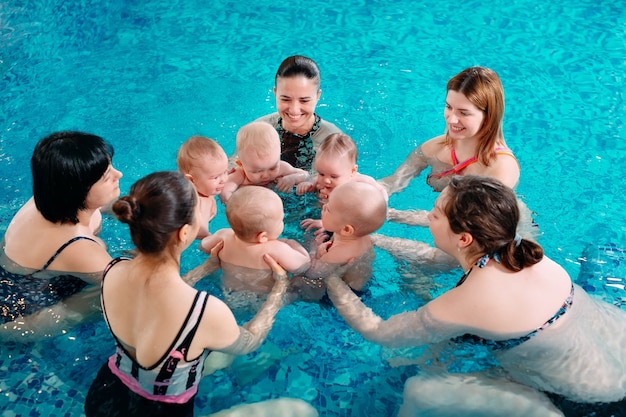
[274,75,321,135]
[85,164,123,209]
[187,153,229,197]
[444,90,485,142]
[314,153,356,196]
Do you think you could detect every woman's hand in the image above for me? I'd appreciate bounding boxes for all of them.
[263,253,288,282]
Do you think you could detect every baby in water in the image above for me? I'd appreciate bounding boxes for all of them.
[295,181,387,300]
[201,186,311,296]
[220,121,308,204]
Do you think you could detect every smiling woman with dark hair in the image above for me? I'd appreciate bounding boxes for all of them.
[0,131,122,338]
[254,55,342,171]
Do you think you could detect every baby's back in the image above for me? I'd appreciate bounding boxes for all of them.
[220,261,274,294]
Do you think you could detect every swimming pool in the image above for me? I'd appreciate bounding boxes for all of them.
[1,0,624,415]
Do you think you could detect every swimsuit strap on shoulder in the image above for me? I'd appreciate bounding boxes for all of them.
[450,145,459,165]
[38,236,99,272]
[429,145,479,180]
[103,256,131,280]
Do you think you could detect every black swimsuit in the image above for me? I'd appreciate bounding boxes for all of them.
[0,236,97,323]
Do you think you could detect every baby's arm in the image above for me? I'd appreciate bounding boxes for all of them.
[275,161,309,192]
[296,174,317,195]
[271,240,311,274]
[200,229,230,254]
[219,168,245,204]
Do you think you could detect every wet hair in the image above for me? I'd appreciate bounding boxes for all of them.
[316,133,358,164]
[443,175,543,271]
[113,171,197,254]
[31,131,114,224]
[176,136,227,174]
[445,67,505,166]
[275,55,321,90]
[236,121,280,158]
[226,186,282,241]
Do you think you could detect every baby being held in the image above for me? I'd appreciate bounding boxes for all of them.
[298,133,388,235]
[177,136,229,239]
[201,186,311,294]
[220,121,308,204]
[296,181,387,300]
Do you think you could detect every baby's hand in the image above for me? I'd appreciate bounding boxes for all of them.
[301,218,323,232]
[313,229,330,245]
[316,240,333,258]
[275,176,296,193]
[296,181,315,195]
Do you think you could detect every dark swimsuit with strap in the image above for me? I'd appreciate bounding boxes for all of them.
[276,114,321,171]
[453,254,574,351]
[0,236,98,323]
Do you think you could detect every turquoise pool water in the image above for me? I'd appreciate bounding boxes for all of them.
[0,0,624,415]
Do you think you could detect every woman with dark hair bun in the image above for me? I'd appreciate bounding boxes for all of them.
[85,171,316,417]
[254,55,342,171]
[325,175,626,416]
[0,131,122,337]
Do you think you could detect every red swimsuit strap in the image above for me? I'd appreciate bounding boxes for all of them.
[430,146,512,180]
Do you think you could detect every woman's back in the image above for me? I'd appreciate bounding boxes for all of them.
[4,199,108,276]
[101,257,212,366]
[497,284,626,403]
[432,257,573,338]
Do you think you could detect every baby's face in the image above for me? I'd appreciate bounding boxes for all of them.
[321,193,346,233]
[315,154,356,196]
[189,154,229,197]
[239,149,281,186]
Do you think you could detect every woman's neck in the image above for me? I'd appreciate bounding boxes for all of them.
[133,251,182,276]
[282,114,315,135]
[451,136,480,157]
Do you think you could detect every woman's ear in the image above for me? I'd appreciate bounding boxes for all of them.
[351,164,358,176]
[178,224,192,246]
[317,89,322,100]
[458,232,474,249]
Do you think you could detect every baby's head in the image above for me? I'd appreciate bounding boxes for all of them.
[321,182,387,237]
[314,133,358,195]
[236,122,282,186]
[177,136,228,197]
[226,186,284,243]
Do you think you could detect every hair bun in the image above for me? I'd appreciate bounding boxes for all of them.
[112,196,140,224]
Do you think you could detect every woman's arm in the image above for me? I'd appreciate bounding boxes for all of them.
[218,254,290,355]
[325,274,463,348]
[378,145,431,196]
[182,241,224,286]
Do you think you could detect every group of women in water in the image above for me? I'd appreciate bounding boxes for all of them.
[1,55,625,416]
